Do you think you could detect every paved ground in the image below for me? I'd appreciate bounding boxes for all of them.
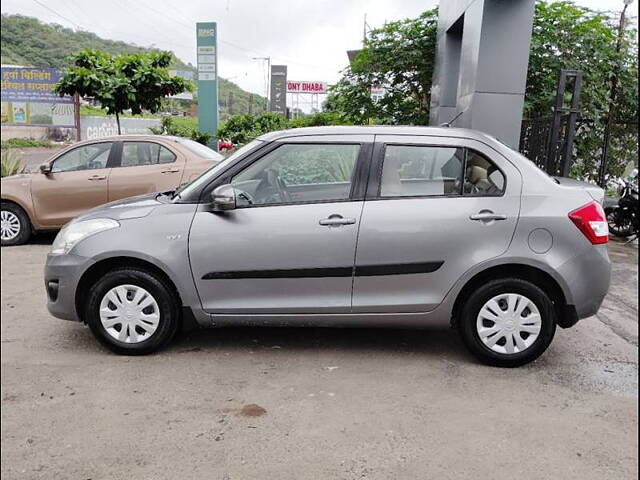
[9,147,63,172]
[1,236,637,480]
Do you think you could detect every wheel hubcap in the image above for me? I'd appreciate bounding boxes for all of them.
[476,293,542,355]
[99,285,160,344]
[1,211,21,241]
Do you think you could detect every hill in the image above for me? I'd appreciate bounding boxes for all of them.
[0,14,266,119]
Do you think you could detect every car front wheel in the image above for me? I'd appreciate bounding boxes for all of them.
[458,278,556,367]
[85,267,180,355]
[1,203,31,246]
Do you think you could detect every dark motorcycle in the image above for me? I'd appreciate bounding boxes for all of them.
[604,176,639,240]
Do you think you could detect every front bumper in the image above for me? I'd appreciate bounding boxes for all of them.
[44,253,94,321]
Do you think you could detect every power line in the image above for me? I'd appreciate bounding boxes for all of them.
[31,0,83,29]
[132,0,324,70]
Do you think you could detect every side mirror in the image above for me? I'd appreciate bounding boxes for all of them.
[210,184,236,212]
[39,163,52,174]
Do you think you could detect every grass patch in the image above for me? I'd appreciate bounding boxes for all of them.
[80,105,160,119]
[0,138,56,149]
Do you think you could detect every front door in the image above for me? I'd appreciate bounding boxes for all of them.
[108,141,186,201]
[31,141,113,228]
[352,135,521,313]
[189,139,372,314]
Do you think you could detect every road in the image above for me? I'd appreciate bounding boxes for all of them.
[8,147,62,172]
[1,236,637,480]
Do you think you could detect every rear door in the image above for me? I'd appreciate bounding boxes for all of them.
[107,141,186,201]
[352,135,522,313]
[31,141,113,228]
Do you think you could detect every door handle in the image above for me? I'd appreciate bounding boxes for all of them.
[161,168,180,174]
[319,214,356,227]
[470,211,507,222]
[88,174,106,181]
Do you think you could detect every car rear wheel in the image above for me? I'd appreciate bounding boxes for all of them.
[85,267,180,355]
[458,278,556,367]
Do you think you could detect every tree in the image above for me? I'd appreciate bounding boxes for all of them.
[326,2,638,180]
[526,1,638,180]
[325,9,438,125]
[55,49,192,133]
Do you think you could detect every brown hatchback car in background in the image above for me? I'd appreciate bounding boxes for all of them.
[1,135,223,245]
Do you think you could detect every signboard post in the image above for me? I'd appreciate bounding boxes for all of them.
[270,65,287,115]
[196,22,219,150]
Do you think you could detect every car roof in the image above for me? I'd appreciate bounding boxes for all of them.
[73,134,186,144]
[257,125,499,142]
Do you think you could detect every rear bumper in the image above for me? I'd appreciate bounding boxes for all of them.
[44,253,94,321]
[557,244,611,322]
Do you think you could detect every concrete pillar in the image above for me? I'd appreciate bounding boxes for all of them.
[429,0,535,148]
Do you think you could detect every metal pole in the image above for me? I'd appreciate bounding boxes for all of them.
[598,0,632,187]
[561,72,582,177]
[73,93,81,141]
[547,71,566,175]
[267,56,271,107]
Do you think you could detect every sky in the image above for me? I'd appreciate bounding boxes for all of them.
[0,0,632,107]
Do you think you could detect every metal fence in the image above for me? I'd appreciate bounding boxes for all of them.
[519,115,638,184]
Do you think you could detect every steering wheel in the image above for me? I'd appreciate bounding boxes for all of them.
[235,188,255,206]
[274,173,292,202]
[255,170,292,203]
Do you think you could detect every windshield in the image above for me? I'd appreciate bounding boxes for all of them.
[172,139,264,201]
[174,138,222,160]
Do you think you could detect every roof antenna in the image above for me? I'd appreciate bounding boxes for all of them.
[440,109,465,128]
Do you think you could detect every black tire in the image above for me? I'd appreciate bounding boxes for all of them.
[457,278,556,367]
[1,202,32,246]
[606,208,634,238]
[85,267,180,355]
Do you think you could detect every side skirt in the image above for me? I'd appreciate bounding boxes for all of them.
[208,311,451,329]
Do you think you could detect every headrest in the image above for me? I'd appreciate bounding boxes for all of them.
[468,165,487,183]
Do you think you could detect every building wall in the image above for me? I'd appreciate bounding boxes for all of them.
[1,116,161,141]
[429,0,535,148]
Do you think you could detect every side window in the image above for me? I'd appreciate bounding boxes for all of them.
[380,145,464,197]
[120,142,176,167]
[463,150,505,195]
[52,142,112,173]
[231,143,360,206]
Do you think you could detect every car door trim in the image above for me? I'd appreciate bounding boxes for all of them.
[201,261,444,280]
[366,140,507,200]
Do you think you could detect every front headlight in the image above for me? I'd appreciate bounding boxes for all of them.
[51,218,120,255]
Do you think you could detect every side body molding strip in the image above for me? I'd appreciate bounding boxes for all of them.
[202,261,444,280]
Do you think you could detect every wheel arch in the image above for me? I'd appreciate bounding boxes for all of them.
[1,198,35,231]
[75,256,183,324]
[451,263,572,329]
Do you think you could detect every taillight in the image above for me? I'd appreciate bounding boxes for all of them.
[568,201,609,244]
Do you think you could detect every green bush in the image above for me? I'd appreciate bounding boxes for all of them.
[0,138,55,149]
[1,149,26,177]
[216,111,352,147]
[150,116,212,146]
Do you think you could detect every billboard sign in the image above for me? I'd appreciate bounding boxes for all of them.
[1,66,75,127]
[286,81,327,94]
[370,86,385,103]
[196,22,219,148]
[270,65,287,114]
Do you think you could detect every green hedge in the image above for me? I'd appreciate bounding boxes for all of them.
[216,111,350,146]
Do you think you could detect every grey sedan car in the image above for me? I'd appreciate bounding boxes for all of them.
[44,126,611,366]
